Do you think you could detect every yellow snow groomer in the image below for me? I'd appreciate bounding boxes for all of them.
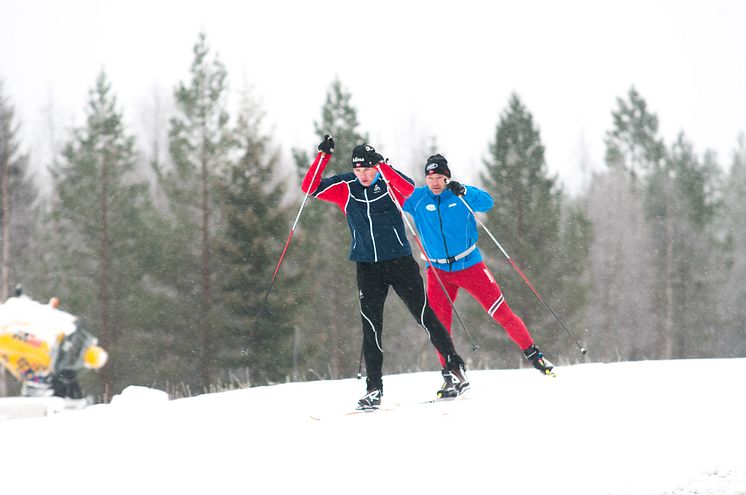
[0,294,107,398]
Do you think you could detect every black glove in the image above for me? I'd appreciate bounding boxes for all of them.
[371,152,384,165]
[447,180,466,196]
[318,134,334,154]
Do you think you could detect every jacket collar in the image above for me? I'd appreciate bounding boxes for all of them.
[424,185,452,200]
[356,171,382,188]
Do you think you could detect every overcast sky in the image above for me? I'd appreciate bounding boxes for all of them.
[2,0,745,193]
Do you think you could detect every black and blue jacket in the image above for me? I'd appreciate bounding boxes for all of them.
[301,153,416,262]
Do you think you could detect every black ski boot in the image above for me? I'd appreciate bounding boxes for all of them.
[523,344,555,376]
[356,388,382,410]
[437,368,458,399]
[444,354,470,396]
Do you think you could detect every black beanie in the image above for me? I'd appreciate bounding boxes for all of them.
[351,144,377,168]
[425,154,451,178]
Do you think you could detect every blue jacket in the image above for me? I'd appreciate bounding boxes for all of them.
[403,185,494,271]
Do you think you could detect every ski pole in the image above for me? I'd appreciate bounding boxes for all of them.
[251,152,326,334]
[378,167,480,352]
[452,188,588,355]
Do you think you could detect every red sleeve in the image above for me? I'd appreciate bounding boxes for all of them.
[378,162,415,205]
[301,152,330,193]
[301,152,350,213]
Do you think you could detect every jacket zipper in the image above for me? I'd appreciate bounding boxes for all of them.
[436,196,452,270]
[365,189,378,261]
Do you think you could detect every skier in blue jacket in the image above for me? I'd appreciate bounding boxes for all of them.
[403,153,553,394]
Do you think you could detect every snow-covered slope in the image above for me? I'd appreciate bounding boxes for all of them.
[1,359,744,495]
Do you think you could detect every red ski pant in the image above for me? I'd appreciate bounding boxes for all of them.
[427,261,534,367]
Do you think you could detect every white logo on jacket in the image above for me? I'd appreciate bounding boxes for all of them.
[426,204,436,211]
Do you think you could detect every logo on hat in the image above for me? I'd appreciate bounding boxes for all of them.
[424,153,451,178]
[352,143,377,168]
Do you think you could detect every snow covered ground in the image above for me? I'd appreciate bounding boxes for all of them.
[1,358,745,495]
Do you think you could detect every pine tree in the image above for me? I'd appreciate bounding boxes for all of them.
[644,133,721,359]
[0,80,36,301]
[0,80,38,397]
[605,87,665,178]
[291,78,370,379]
[586,88,662,361]
[216,85,296,384]
[50,70,155,395]
[720,134,746,356]
[156,32,235,389]
[552,197,593,361]
[479,93,564,358]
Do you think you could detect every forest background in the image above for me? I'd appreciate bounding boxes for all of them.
[1,27,745,399]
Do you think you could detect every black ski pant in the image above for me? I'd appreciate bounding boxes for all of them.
[356,255,461,392]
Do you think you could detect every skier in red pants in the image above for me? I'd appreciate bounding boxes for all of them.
[403,153,554,396]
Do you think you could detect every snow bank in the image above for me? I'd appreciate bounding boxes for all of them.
[0,358,744,495]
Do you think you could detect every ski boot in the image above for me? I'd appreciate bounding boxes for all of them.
[442,354,470,397]
[437,368,458,399]
[356,388,382,411]
[523,344,555,376]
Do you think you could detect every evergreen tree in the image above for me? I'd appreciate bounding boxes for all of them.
[587,87,663,361]
[49,70,155,396]
[605,87,665,178]
[0,80,36,301]
[0,80,38,397]
[291,78,370,379]
[156,32,235,389]
[552,198,593,361]
[479,93,564,359]
[644,133,721,358]
[720,135,746,356]
[216,86,297,384]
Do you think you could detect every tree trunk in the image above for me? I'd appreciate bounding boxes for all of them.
[663,211,675,358]
[99,154,112,395]
[199,147,212,389]
[1,152,9,301]
[601,177,625,361]
[1,143,9,396]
